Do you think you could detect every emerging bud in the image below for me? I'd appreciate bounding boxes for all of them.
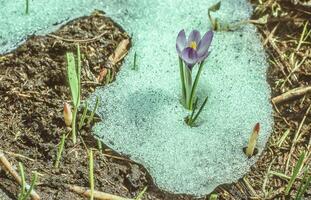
[245,123,260,157]
[64,102,73,127]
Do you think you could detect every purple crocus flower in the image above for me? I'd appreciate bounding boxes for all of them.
[176,29,213,69]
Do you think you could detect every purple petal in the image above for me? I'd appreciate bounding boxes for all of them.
[198,51,211,63]
[176,29,187,56]
[197,30,213,58]
[181,47,199,67]
[188,30,201,46]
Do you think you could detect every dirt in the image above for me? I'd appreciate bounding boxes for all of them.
[0,2,310,200]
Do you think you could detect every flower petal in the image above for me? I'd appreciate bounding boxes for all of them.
[188,30,201,46]
[176,29,187,56]
[197,30,213,57]
[181,47,199,67]
[198,51,211,63]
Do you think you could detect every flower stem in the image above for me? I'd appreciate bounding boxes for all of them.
[187,98,198,125]
[191,96,208,124]
[189,62,205,110]
[179,57,186,104]
[184,66,192,110]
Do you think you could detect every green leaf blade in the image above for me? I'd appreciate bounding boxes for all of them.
[66,52,79,107]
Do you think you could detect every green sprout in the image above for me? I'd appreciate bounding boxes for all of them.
[76,97,100,130]
[209,194,218,200]
[25,0,29,15]
[87,96,100,126]
[54,133,66,168]
[295,167,311,200]
[134,186,147,200]
[97,138,103,153]
[18,162,38,200]
[66,44,81,144]
[105,69,114,84]
[285,152,305,195]
[78,102,88,130]
[185,96,208,127]
[132,52,138,70]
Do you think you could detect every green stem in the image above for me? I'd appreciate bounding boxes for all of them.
[135,186,148,200]
[187,98,198,125]
[97,138,102,153]
[87,96,99,126]
[132,52,138,70]
[25,0,29,15]
[18,162,26,199]
[285,152,305,195]
[54,134,66,168]
[296,168,311,199]
[179,58,186,104]
[23,172,38,200]
[72,106,78,144]
[76,44,81,107]
[184,65,192,110]
[189,62,205,110]
[78,102,88,130]
[191,96,208,125]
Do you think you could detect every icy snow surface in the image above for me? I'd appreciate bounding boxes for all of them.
[0,0,273,196]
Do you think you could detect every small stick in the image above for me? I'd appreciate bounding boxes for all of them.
[0,152,40,200]
[67,184,133,200]
[89,150,94,200]
[47,31,108,43]
[0,149,34,162]
[109,39,130,66]
[272,86,311,104]
[97,38,130,82]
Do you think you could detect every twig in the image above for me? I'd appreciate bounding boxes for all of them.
[0,152,40,200]
[47,31,108,43]
[89,150,94,200]
[0,149,34,162]
[97,38,130,82]
[67,184,133,200]
[108,39,130,66]
[243,177,259,198]
[272,86,311,104]
[102,153,134,163]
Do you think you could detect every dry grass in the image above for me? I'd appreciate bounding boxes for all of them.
[216,0,311,199]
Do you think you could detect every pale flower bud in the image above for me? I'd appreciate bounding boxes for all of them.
[246,123,260,157]
[64,102,72,127]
